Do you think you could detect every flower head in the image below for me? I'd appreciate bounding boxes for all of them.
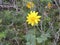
[26,2,34,9]
[47,2,52,9]
[26,11,41,26]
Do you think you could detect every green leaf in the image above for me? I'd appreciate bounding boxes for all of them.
[37,33,50,43]
[37,37,44,43]
[0,32,6,39]
[26,42,31,45]
[25,29,36,45]
[0,19,2,23]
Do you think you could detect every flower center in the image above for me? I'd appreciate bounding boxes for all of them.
[31,17,35,21]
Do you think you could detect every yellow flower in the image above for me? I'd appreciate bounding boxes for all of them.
[47,2,52,9]
[26,11,41,26]
[26,2,34,9]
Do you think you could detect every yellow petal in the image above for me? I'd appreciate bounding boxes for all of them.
[31,23,34,26]
[36,12,38,15]
[37,16,41,18]
[28,22,31,24]
[30,11,33,14]
[35,20,38,24]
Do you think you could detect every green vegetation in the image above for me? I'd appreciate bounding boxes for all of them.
[0,0,60,45]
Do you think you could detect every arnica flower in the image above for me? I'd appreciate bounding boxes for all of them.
[47,2,52,9]
[26,2,34,9]
[26,11,41,26]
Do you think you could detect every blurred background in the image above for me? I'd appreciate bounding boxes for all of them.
[0,0,60,45]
